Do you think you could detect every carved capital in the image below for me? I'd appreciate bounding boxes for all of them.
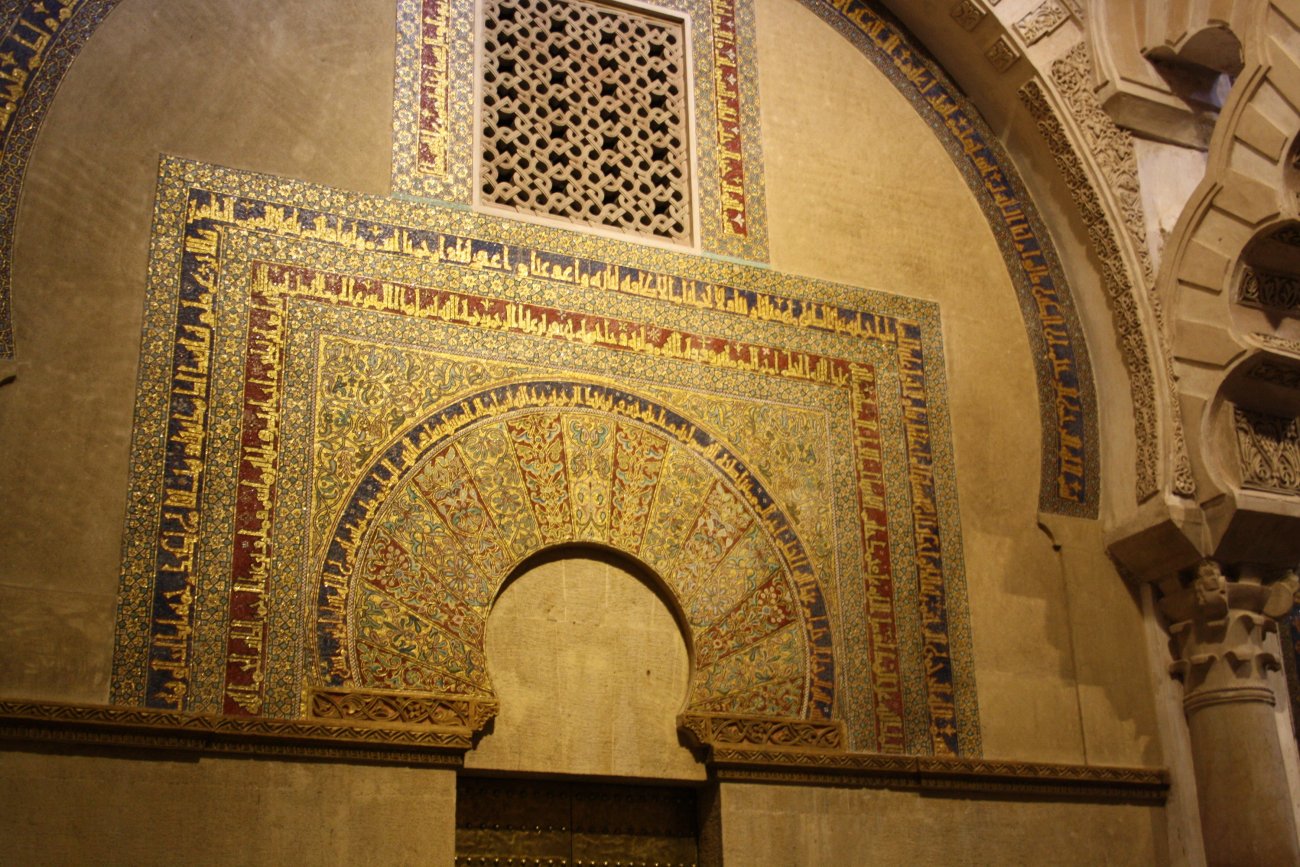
[1158,560,1297,710]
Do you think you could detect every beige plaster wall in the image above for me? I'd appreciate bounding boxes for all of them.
[465,552,704,781]
[755,0,1162,767]
[720,782,1168,866]
[0,748,457,866]
[0,0,1162,790]
[0,0,395,702]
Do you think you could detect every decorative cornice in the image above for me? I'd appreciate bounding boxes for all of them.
[681,711,1166,801]
[706,745,1168,802]
[0,700,470,763]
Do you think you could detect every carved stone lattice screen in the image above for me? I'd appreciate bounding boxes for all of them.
[479,0,692,242]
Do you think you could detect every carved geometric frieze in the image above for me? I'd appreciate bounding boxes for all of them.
[985,36,1020,72]
[1234,406,1300,494]
[479,0,692,243]
[1014,0,1070,46]
[309,689,498,732]
[949,0,985,31]
[1240,266,1300,312]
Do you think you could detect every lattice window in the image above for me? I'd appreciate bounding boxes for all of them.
[479,0,693,242]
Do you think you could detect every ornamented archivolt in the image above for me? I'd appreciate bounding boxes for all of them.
[0,0,123,358]
[316,382,832,719]
[1020,42,1196,501]
[478,0,692,242]
[0,0,1107,526]
[802,0,1101,518]
[112,158,981,757]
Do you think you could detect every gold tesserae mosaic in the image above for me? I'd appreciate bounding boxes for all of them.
[111,157,980,758]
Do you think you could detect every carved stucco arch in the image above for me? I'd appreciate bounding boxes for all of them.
[1159,0,1300,562]
[314,379,836,722]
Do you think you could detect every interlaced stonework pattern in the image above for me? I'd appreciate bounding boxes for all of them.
[479,0,692,242]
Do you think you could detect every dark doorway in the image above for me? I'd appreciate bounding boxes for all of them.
[455,776,699,865]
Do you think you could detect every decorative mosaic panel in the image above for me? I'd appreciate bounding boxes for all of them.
[112,157,979,757]
[0,0,1095,524]
[803,0,1100,518]
[391,0,770,262]
[0,0,123,358]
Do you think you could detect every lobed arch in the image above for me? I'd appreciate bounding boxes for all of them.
[314,379,836,722]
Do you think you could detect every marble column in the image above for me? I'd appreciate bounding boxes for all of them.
[1159,560,1299,867]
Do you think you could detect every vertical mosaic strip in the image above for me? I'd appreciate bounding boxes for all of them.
[0,0,123,358]
[392,0,476,203]
[803,0,1100,519]
[390,0,769,261]
[709,0,749,240]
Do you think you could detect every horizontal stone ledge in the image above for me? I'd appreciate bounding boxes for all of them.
[0,699,470,766]
[706,746,1169,803]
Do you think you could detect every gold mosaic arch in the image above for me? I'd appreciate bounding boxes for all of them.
[315,379,836,721]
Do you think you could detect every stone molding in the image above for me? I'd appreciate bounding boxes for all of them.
[309,688,499,732]
[0,699,473,762]
[706,745,1168,802]
[0,705,1170,801]
[682,711,1167,801]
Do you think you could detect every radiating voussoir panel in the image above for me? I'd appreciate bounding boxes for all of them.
[315,380,836,720]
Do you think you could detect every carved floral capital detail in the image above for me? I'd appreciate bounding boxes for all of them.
[1159,560,1298,711]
